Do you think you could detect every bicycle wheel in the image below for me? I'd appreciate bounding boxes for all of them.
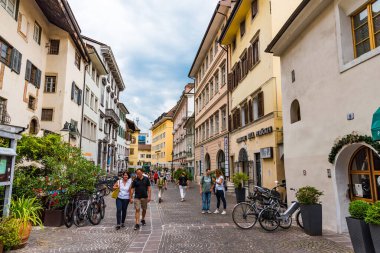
[278,205,292,229]
[296,210,304,229]
[232,202,257,229]
[64,201,74,228]
[73,204,86,227]
[99,197,106,219]
[258,208,280,231]
[88,202,102,225]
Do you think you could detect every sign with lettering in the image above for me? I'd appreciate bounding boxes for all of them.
[248,132,255,139]
[256,126,273,137]
[224,136,229,177]
[236,136,247,143]
[260,147,273,159]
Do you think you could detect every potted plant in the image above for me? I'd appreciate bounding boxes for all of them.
[365,201,380,253]
[0,217,22,251]
[346,200,374,253]
[10,196,43,248]
[296,186,323,236]
[232,172,249,203]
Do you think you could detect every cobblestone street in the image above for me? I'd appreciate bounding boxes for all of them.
[14,183,354,253]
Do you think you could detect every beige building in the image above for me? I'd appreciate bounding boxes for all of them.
[219,0,300,190]
[126,118,140,168]
[173,83,194,170]
[189,1,230,182]
[0,0,88,146]
[267,0,380,232]
[138,144,152,168]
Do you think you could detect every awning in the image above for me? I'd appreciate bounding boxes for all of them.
[371,107,380,141]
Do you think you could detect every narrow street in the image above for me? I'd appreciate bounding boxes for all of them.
[15,183,353,253]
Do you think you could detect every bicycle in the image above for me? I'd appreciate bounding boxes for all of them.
[64,190,89,228]
[93,188,106,219]
[73,192,102,227]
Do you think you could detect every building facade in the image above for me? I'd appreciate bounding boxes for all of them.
[138,144,152,168]
[116,103,129,172]
[267,0,380,232]
[173,84,194,169]
[189,1,231,182]
[219,0,300,191]
[126,118,139,168]
[138,132,151,145]
[151,107,176,168]
[184,113,195,178]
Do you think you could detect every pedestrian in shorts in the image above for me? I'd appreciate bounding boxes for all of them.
[130,168,151,230]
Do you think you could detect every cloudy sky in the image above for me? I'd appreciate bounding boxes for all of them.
[68,0,219,132]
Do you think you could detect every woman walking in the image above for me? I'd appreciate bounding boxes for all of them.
[113,171,132,230]
[213,169,227,215]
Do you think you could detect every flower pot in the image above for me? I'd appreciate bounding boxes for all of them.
[235,188,246,203]
[11,222,32,250]
[369,224,380,253]
[43,209,64,227]
[346,217,375,253]
[300,204,322,236]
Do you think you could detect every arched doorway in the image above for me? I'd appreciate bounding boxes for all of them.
[205,153,211,172]
[217,150,225,172]
[29,118,39,135]
[334,144,380,232]
[238,148,249,177]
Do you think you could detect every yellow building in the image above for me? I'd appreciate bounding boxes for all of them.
[126,119,140,168]
[220,0,300,190]
[138,144,152,167]
[151,106,176,168]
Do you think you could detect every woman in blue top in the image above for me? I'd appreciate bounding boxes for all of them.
[113,171,132,230]
[213,169,227,215]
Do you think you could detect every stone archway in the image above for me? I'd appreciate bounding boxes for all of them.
[217,150,225,171]
[205,153,211,171]
[334,143,379,233]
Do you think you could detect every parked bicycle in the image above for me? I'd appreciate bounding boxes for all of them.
[73,191,102,227]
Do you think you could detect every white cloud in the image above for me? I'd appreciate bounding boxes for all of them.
[69,0,219,131]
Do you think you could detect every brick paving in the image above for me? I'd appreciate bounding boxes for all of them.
[13,182,354,253]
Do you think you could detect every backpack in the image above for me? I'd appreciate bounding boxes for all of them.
[158,177,165,188]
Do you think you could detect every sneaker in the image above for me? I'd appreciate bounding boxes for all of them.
[221,210,227,215]
[115,225,121,230]
[141,219,146,226]
[202,211,206,214]
[214,209,220,214]
[121,223,125,228]
[180,198,184,202]
[207,210,212,214]
[134,224,140,230]
[159,198,162,203]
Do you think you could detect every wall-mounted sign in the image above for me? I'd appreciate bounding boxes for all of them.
[260,147,273,159]
[248,132,255,139]
[224,136,229,177]
[236,136,247,143]
[256,126,273,137]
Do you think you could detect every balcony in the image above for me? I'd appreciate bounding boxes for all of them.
[105,108,120,126]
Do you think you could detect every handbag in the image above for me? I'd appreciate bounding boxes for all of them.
[111,180,120,199]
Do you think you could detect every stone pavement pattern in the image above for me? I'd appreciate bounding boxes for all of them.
[14,182,353,253]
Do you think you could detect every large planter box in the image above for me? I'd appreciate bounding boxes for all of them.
[369,224,380,253]
[346,217,375,253]
[300,204,322,236]
[235,188,246,203]
[43,209,64,227]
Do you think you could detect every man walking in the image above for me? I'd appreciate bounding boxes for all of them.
[200,168,213,214]
[130,168,151,230]
[177,171,188,202]
[157,172,167,203]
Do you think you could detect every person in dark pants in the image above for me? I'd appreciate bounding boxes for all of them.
[113,171,132,230]
[213,169,227,215]
[130,168,151,230]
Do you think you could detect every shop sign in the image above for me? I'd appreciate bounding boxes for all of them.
[248,132,255,139]
[256,126,273,137]
[224,136,229,177]
[200,145,204,175]
[260,147,273,159]
[236,136,247,143]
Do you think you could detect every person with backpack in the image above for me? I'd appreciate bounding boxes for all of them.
[199,168,213,214]
[213,169,227,215]
[157,172,167,203]
[153,171,159,185]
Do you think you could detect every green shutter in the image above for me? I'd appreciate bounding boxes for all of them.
[25,60,32,81]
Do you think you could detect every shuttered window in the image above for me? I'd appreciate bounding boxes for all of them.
[33,22,42,45]
[258,91,264,118]
[251,0,258,19]
[71,82,82,105]
[0,38,12,65]
[10,48,22,73]
[25,60,41,88]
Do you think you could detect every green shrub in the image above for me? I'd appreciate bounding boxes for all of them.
[296,186,323,205]
[0,217,21,250]
[365,201,380,225]
[232,172,249,189]
[349,200,370,219]
[10,196,43,227]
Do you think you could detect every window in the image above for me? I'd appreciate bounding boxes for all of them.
[252,39,260,66]
[240,20,246,37]
[0,39,12,65]
[205,55,209,69]
[215,112,219,134]
[222,108,227,131]
[252,92,264,120]
[33,22,41,44]
[100,82,105,106]
[210,117,214,136]
[210,48,213,63]
[92,67,95,80]
[90,93,94,109]
[41,108,53,121]
[25,60,41,88]
[130,148,134,155]
[290,99,301,123]
[214,72,219,92]
[95,98,98,112]
[28,96,36,110]
[1,0,17,17]
[251,0,258,19]
[85,88,90,105]
[74,51,81,70]
[349,147,380,202]
[71,82,82,105]
[17,13,28,38]
[0,97,9,124]
[214,39,218,55]
[210,81,214,98]
[241,103,248,127]
[221,64,226,85]
[352,1,380,58]
[147,154,151,158]
[44,76,56,93]
[49,40,60,55]
[99,116,103,131]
